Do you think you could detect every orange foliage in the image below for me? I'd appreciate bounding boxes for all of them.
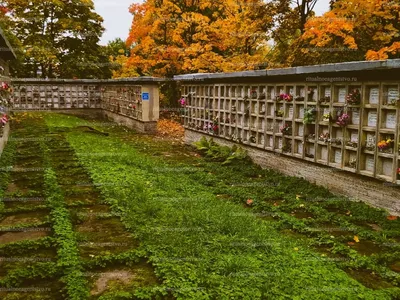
[118,0,275,77]
[300,0,400,62]
[157,119,184,139]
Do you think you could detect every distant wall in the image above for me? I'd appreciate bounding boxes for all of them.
[10,78,163,133]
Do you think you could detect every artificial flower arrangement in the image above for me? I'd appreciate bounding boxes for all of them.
[282,140,292,153]
[307,88,315,101]
[258,92,266,100]
[303,107,316,124]
[251,90,258,99]
[346,89,361,105]
[318,132,330,143]
[322,113,331,122]
[347,158,357,168]
[364,137,376,151]
[276,93,293,102]
[244,106,250,117]
[0,82,13,108]
[306,133,316,141]
[319,96,331,104]
[387,97,400,106]
[336,112,350,127]
[249,136,256,143]
[178,97,186,106]
[275,109,284,117]
[128,103,137,110]
[330,138,342,146]
[397,167,400,180]
[280,124,292,135]
[377,137,394,153]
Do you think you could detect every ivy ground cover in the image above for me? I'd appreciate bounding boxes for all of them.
[0,112,400,299]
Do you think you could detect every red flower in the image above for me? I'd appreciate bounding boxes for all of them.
[246,199,253,205]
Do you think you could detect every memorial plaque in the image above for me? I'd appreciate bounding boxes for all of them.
[335,150,342,163]
[338,88,346,103]
[298,125,304,136]
[308,146,315,156]
[321,147,328,160]
[386,112,397,129]
[350,132,358,143]
[299,107,304,118]
[297,143,303,154]
[387,87,399,103]
[288,106,294,118]
[278,138,283,148]
[367,111,377,127]
[365,156,375,172]
[369,88,379,104]
[300,88,305,97]
[382,160,393,176]
[325,87,331,98]
[352,110,360,125]
[269,136,274,146]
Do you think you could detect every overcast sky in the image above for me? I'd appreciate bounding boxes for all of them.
[94,0,331,46]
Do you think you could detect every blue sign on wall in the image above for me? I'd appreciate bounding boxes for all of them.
[142,92,150,101]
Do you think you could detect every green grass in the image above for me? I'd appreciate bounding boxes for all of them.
[43,113,400,299]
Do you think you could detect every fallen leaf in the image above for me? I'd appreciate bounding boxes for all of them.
[246,199,254,205]
[353,236,360,243]
[387,215,398,221]
[347,242,355,246]
[294,247,299,251]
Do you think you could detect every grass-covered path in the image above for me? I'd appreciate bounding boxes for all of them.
[1,112,400,299]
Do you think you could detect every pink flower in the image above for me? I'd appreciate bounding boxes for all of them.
[246,199,254,205]
[179,97,186,106]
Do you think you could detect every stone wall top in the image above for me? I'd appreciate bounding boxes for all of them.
[11,77,166,84]
[174,59,400,82]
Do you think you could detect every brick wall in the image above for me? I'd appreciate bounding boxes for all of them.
[185,129,400,215]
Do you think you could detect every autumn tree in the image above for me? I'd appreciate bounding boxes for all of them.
[119,0,277,77]
[2,0,112,78]
[296,0,400,65]
[267,0,319,67]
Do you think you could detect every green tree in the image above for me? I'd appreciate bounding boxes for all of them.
[3,0,111,78]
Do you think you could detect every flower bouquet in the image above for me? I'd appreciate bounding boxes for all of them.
[364,137,376,151]
[377,137,394,153]
[397,168,400,180]
[387,97,399,106]
[276,93,293,102]
[318,132,330,143]
[346,89,361,105]
[178,97,186,106]
[336,113,350,127]
[258,93,266,100]
[319,96,331,104]
[275,109,284,117]
[306,133,316,141]
[322,113,331,122]
[303,107,316,124]
[280,124,292,135]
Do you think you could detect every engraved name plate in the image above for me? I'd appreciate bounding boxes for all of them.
[338,88,346,103]
[365,156,375,172]
[369,88,379,104]
[367,111,377,127]
[386,112,397,129]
